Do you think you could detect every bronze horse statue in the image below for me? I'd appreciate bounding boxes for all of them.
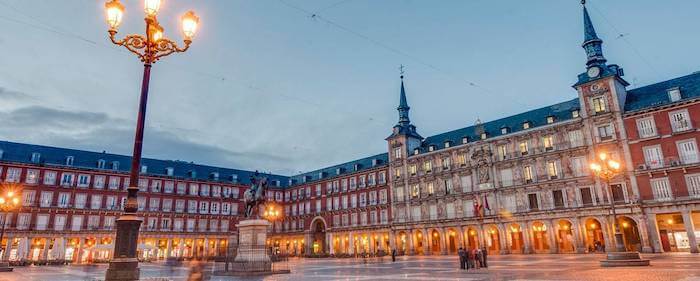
[243,172,268,218]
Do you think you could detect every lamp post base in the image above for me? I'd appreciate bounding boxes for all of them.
[600,251,650,267]
[0,261,13,272]
[105,215,142,281]
[105,258,140,281]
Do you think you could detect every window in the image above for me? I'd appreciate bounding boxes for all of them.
[523,165,534,183]
[65,156,74,166]
[519,141,529,155]
[358,175,366,188]
[5,168,21,183]
[568,130,584,147]
[444,179,453,194]
[461,175,472,193]
[43,171,57,185]
[480,132,487,140]
[40,191,53,207]
[359,193,366,207]
[189,184,199,196]
[60,173,74,187]
[527,193,539,211]
[409,165,417,176]
[677,139,699,164]
[91,195,102,209]
[108,177,120,190]
[651,178,673,201]
[462,137,469,144]
[547,161,559,179]
[522,122,530,130]
[77,174,90,187]
[597,124,614,141]
[22,190,36,206]
[378,172,386,184]
[58,193,71,208]
[542,135,554,151]
[685,174,700,198]
[394,147,402,159]
[546,116,555,124]
[572,109,580,118]
[636,117,657,138]
[71,215,83,231]
[643,145,664,168]
[501,127,509,134]
[610,184,625,203]
[442,157,451,170]
[670,110,692,132]
[580,187,593,206]
[500,168,513,187]
[411,184,420,198]
[497,145,507,160]
[570,157,588,177]
[457,154,467,166]
[427,182,435,196]
[592,96,606,113]
[423,161,432,173]
[553,190,564,208]
[668,88,681,102]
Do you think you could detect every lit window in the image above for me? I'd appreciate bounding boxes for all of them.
[592,96,606,113]
[572,110,580,118]
[668,88,681,102]
[480,133,487,140]
[522,122,530,129]
[501,127,509,134]
[462,137,469,144]
[546,116,555,124]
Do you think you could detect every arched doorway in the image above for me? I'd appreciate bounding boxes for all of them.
[485,225,500,254]
[557,220,575,253]
[509,224,524,253]
[531,221,550,253]
[430,230,441,254]
[397,231,408,255]
[414,231,424,255]
[311,218,326,254]
[619,216,642,252]
[446,229,459,254]
[465,227,479,249]
[585,218,605,253]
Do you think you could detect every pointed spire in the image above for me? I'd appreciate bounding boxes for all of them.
[582,1,600,43]
[397,75,411,127]
[581,0,606,67]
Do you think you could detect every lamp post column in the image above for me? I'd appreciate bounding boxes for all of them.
[606,179,625,252]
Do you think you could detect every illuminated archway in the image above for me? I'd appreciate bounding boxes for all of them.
[509,224,524,253]
[619,216,642,252]
[485,225,501,254]
[531,221,550,253]
[584,218,605,252]
[557,220,575,253]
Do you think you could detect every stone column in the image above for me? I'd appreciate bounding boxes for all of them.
[304,233,313,255]
[328,233,335,255]
[75,238,84,264]
[203,238,210,257]
[41,238,51,260]
[439,228,448,255]
[522,222,532,254]
[572,220,586,253]
[498,225,508,254]
[547,220,558,254]
[348,232,355,255]
[645,214,663,253]
[2,235,14,260]
[477,225,485,248]
[456,227,465,250]
[178,238,185,257]
[166,239,173,258]
[422,229,429,255]
[378,234,385,252]
[407,230,415,255]
[682,211,698,254]
[389,231,397,252]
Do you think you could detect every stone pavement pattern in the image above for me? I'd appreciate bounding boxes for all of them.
[0,253,698,281]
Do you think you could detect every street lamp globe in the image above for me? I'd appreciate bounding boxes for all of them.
[144,0,162,17]
[105,0,125,30]
[181,11,199,40]
[150,23,164,42]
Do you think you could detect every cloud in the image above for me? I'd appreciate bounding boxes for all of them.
[0,87,31,100]
[0,105,294,174]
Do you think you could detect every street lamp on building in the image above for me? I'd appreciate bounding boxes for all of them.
[0,184,21,272]
[102,1,199,280]
[589,152,625,252]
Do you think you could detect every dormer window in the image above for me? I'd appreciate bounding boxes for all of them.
[522,122,531,130]
[546,116,555,124]
[31,152,41,163]
[372,159,380,166]
[318,172,326,179]
[444,141,451,148]
[0,149,3,159]
[353,164,361,171]
[97,159,106,169]
[210,172,219,180]
[501,127,509,135]
[230,174,238,183]
[166,167,174,176]
[140,165,148,174]
[336,168,343,175]
[428,145,435,152]
[414,148,420,155]
[572,110,580,118]
[462,137,469,144]
[65,156,74,166]
[668,87,681,102]
[188,170,197,179]
[111,161,120,170]
[480,132,487,140]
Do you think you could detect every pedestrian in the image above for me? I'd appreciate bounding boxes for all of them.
[475,248,482,269]
[481,247,488,268]
[458,247,465,270]
[391,248,397,262]
[467,248,475,270]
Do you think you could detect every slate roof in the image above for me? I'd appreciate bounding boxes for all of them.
[289,153,389,185]
[422,98,581,152]
[624,71,700,112]
[0,140,289,187]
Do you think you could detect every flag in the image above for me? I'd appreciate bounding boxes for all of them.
[483,194,490,210]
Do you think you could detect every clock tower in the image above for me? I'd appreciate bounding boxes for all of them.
[387,74,423,164]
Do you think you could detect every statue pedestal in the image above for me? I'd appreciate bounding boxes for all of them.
[231,219,272,273]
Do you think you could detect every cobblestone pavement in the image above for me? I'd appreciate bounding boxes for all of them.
[0,253,699,281]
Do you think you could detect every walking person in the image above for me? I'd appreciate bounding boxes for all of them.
[481,247,488,268]
[474,248,482,269]
[467,248,475,270]
[458,247,466,270]
[391,248,397,262]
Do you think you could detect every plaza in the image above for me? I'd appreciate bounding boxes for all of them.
[0,253,698,281]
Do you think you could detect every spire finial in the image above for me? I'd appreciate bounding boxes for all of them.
[581,0,585,5]
[399,64,405,79]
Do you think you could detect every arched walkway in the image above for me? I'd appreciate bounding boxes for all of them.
[414,230,425,255]
[430,230,441,254]
[619,216,642,252]
[485,225,501,254]
[397,231,408,255]
[557,220,575,253]
[310,217,327,254]
[465,227,480,250]
[446,228,459,254]
[508,223,524,253]
[584,218,605,253]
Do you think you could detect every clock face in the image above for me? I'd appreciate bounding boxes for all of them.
[587,67,600,78]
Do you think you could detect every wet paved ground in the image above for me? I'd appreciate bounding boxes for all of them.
[1,253,699,281]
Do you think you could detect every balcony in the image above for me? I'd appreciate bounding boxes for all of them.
[638,154,700,171]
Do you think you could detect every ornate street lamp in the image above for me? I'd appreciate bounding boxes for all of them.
[589,152,625,252]
[0,184,21,272]
[102,1,199,280]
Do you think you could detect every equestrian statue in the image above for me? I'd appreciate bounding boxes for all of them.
[243,171,268,218]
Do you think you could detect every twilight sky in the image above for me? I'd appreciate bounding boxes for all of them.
[1,0,699,175]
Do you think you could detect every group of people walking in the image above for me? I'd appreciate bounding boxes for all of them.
[458,247,487,270]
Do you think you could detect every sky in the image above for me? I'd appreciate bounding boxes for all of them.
[1,0,699,175]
